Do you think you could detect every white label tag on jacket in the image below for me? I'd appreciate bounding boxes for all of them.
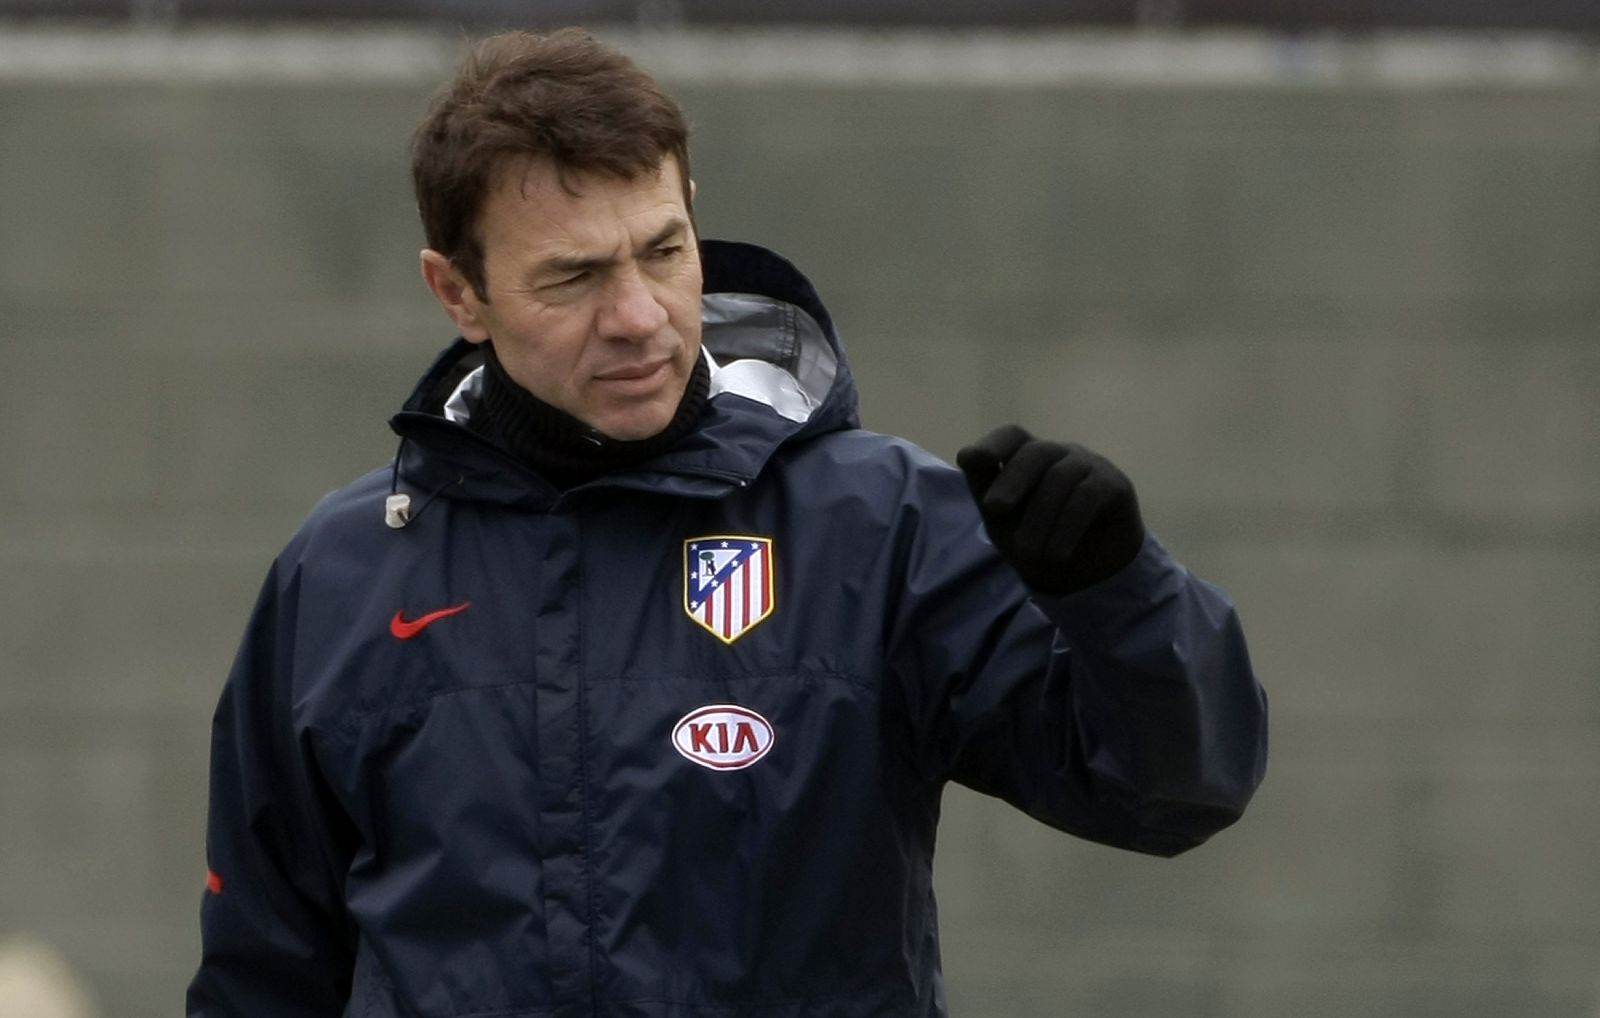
[671,704,775,771]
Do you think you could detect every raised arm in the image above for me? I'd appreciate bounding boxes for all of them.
[887,428,1267,855]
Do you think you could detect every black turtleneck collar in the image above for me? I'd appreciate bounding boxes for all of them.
[467,343,711,489]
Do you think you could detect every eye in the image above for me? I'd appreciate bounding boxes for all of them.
[650,244,683,260]
[545,270,588,290]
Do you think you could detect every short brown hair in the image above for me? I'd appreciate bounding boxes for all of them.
[411,29,692,299]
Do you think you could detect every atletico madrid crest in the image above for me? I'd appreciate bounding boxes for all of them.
[684,536,776,644]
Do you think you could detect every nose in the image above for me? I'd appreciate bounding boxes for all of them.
[599,263,669,341]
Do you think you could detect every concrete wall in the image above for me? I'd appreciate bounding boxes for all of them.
[1,33,1597,1017]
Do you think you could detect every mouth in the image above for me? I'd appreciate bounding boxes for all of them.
[596,359,670,381]
[593,358,672,393]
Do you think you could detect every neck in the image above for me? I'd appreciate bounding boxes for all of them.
[468,344,711,488]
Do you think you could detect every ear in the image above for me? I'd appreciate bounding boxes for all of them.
[420,250,491,343]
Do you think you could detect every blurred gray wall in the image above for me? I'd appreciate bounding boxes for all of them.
[1,27,1597,1018]
[8,0,1600,29]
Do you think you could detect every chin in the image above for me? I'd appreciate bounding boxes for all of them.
[595,409,676,443]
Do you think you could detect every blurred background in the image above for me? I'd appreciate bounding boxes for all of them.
[1,2,1597,1016]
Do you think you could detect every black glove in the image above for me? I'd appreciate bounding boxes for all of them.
[956,425,1145,595]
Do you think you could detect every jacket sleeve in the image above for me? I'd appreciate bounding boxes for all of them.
[187,560,358,1016]
[886,459,1268,857]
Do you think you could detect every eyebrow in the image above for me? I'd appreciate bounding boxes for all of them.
[538,219,689,276]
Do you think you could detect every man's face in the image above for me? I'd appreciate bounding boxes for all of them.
[430,156,703,442]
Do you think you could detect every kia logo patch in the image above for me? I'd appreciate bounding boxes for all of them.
[671,704,775,771]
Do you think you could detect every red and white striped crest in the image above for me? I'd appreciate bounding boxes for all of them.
[683,536,775,644]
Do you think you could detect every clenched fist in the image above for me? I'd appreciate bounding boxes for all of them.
[956,425,1145,595]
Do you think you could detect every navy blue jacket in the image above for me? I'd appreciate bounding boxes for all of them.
[188,241,1267,1017]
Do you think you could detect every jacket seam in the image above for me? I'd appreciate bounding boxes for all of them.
[421,1008,558,1018]
[322,669,880,737]
[597,988,906,1009]
[327,677,541,730]
[584,668,877,695]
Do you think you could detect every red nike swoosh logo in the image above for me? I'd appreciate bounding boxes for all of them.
[390,602,471,639]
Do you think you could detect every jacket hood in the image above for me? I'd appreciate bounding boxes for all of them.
[388,240,861,512]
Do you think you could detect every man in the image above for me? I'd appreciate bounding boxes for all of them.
[188,28,1267,1018]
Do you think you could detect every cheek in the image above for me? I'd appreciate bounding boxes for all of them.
[502,309,591,377]
[669,269,705,324]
